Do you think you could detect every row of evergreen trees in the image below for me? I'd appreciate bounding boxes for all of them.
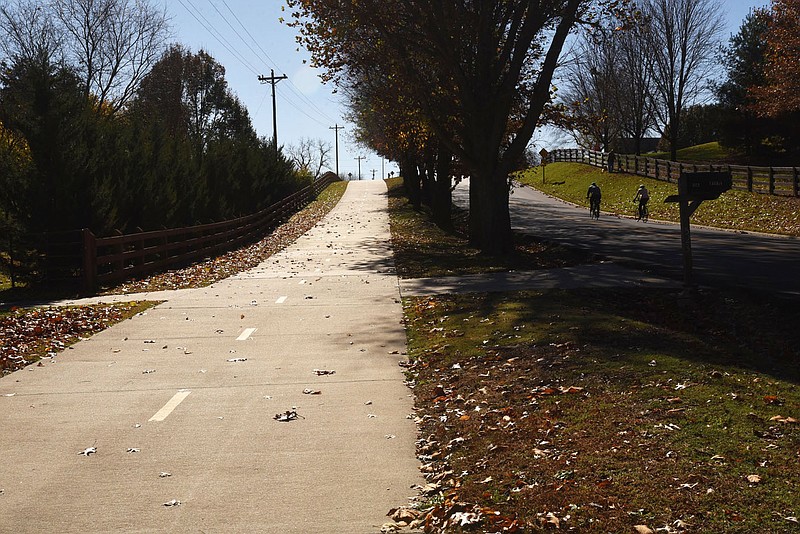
[0,47,303,250]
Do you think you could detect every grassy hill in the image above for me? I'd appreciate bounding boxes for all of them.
[645,141,736,162]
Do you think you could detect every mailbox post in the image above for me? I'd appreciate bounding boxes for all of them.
[665,171,733,287]
[539,148,549,184]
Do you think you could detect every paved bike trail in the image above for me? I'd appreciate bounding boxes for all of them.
[0,181,422,533]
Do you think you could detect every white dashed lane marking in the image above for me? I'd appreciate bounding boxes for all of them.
[236,328,257,341]
[149,390,191,422]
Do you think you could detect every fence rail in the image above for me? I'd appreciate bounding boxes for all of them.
[550,148,800,197]
[81,173,339,292]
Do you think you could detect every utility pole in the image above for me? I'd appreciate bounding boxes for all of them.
[329,124,344,176]
[258,69,288,152]
[354,156,366,180]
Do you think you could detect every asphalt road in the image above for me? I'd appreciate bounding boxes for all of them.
[454,180,800,300]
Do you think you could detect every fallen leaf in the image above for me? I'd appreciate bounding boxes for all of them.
[274,410,302,422]
[746,474,762,484]
[634,526,654,534]
[78,447,97,456]
[163,499,181,507]
[545,513,560,528]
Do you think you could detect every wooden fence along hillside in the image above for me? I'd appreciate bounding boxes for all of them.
[79,173,340,292]
[550,149,800,198]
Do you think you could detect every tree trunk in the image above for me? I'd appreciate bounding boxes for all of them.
[432,146,452,230]
[400,157,421,209]
[469,172,512,254]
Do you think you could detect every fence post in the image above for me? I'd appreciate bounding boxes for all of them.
[794,167,799,197]
[769,167,775,195]
[747,167,753,192]
[82,228,97,294]
[655,160,659,181]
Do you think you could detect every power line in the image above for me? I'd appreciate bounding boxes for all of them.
[177,0,261,76]
[215,0,337,124]
[179,1,340,135]
[221,0,281,69]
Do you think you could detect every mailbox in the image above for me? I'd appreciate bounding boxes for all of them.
[679,171,732,201]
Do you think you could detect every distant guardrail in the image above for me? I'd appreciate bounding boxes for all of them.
[81,173,339,292]
[550,148,800,197]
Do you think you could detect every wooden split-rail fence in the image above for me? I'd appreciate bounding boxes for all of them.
[79,173,339,292]
[549,148,800,197]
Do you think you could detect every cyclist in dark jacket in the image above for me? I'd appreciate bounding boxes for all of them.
[587,182,601,218]
[633,184,650,220]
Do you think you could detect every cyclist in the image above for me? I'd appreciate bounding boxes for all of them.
[633,184,650,220]
[587,181,601,218]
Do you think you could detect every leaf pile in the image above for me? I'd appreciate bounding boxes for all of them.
[1,302,150,374]
[396,289,800,533]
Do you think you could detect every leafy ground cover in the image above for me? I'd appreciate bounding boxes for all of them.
[1,301,154,375]
[517,163,800,237]
[401,289,799,533]
[385,181,799,533]
[0,181,348,372]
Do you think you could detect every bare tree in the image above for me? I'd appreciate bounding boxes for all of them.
[642,0,724,160]
[560,29,623,150]
[612,17,657,154]
[287,137,332,179]
[51,0,171,113]
[0,0,63,65]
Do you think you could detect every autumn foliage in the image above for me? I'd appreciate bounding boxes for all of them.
[749,0,800,117]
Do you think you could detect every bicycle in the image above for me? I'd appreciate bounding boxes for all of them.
[589,197,601,219]
[635,201,649,222]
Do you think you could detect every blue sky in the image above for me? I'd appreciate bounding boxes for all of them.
[169,1,769,174]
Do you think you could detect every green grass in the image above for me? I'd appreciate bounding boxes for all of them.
[519,162,800,236]
[647,141,736,162]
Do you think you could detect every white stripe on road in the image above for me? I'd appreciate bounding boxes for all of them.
[236,328,257,341]
[275,296,287,304]
[149,390,191,422]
